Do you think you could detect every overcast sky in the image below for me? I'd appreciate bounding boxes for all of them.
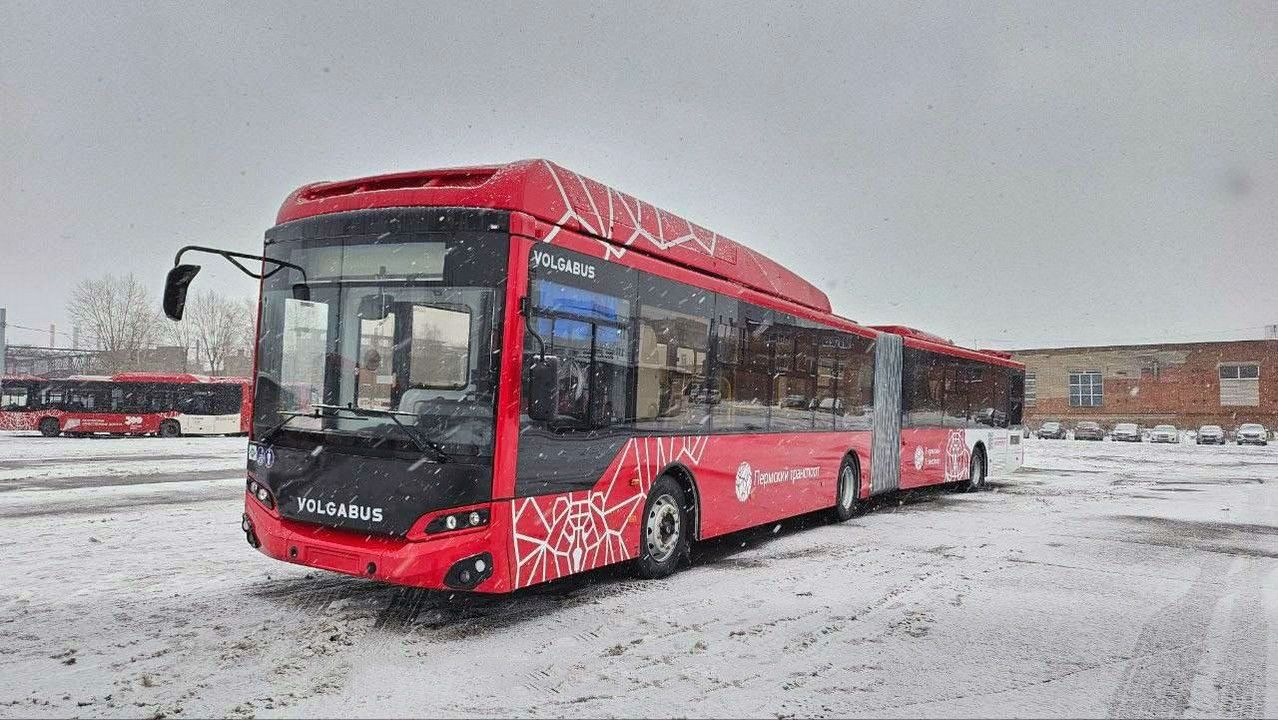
[2,1,1275,351]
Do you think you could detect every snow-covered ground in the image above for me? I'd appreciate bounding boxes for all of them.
[0,432,1275,718]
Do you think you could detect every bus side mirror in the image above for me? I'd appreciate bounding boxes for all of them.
[526,357,559,423]
[163,264,201,320]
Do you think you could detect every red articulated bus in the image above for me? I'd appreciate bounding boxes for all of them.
[163,160,1023,593]
[0,372,251,437]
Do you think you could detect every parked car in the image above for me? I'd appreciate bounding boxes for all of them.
[1196,425,1225,445]
[1235,423,1269,446]
[1149,424,1180,444]
[814,397,846,416]
[1112,422,1141,442]
[781,394,810,409]
[1037,421,1066,439]
[1074,421,1104,441]
[683,381,722,405]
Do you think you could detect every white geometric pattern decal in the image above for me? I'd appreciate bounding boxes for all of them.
[539,160,721,261]
[510,435,709,589]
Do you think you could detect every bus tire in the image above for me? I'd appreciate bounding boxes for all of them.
[963,446,987,492]
[159,420,182,438]
[833,453,861,521]
[634,475,688,579]
[39,418,60,437]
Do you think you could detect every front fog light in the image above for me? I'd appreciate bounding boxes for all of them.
[444,552,494,589]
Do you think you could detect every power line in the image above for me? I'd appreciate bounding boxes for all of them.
[4,322,101,346]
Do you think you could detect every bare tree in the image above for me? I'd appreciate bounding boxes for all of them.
[188,290,253,376]
[161,311,197,372]
[237,297,259,357]
[67,273,159,373]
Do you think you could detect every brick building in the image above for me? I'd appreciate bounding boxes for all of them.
[1010,339,1278,431]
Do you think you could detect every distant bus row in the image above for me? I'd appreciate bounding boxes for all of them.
[0,373,251,437]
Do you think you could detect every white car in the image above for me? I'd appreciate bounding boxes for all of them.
[1236,423,1269,446]
[1196,425,1225,445]
[1149,424,1180,444]
[1112,422,1141,442]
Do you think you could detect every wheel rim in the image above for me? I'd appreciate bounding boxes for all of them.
[839,464,856,509]
[645,494,681,563]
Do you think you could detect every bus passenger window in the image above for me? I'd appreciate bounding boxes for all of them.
[635,307,710,431]
[634,275,712,432]
[2,386,30,410]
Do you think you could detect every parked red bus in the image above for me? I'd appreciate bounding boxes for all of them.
[0,372,251,437]
[163,160,1023,593]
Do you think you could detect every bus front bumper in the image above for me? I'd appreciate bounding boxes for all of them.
[242,498,510,593]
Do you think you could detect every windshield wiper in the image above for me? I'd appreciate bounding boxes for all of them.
[310,403,451,463]
[256,410,313,445]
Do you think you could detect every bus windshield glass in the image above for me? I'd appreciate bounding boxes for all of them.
[252,227,508,457]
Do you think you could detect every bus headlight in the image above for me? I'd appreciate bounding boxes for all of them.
[246,478,275,509]
[426,508,490,534]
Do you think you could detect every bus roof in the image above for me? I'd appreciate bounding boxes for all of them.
[276,160,1019,369]
[276,159,833,313]
[871,325,1023,369]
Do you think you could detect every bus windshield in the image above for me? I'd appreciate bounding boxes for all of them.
[252,226,508,457]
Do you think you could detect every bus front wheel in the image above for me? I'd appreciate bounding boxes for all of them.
[158,420,181,438]
[39,418,60,437]
[634,476,688,579]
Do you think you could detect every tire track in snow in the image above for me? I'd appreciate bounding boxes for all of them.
[1105,556,1230,718]
[1214,562,1268,718]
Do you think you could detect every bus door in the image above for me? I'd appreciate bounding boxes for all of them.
[178,390,218,433]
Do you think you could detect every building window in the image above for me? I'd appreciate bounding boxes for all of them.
[1219,363,1260,406]
[1024,373,1036,407]
[1068,370,1103,407]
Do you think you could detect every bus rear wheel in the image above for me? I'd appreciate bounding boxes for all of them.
[39,418,60,437]
[833,454,861,521]
[158,420,181,438]
[634,475,688,579]
[963,447,987,492]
